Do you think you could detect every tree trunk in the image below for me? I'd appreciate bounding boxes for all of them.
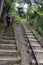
[0,0,4,18]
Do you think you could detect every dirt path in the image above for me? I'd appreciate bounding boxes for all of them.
[14,24,30,65]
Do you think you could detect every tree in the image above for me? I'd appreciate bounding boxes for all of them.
[0,0,4,18]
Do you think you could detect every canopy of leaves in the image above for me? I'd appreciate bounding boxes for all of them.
[34,0,43,5]
[4,0,16,11]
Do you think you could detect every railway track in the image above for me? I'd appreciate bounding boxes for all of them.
[21,23,43,65]
[0,23,43,65]
[0,26,21,65]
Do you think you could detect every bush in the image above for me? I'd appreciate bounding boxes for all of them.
[13,13,21,24]
[38,27,43,36]
[29,19,34,26]
[29,16,43,36]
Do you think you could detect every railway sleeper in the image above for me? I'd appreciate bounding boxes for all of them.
[31,58,43,65]
[0,40,16,44]
[1,36,15,40]
[0,56,21,64]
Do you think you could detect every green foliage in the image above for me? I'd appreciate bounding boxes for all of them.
[5,0,15,4]
[4,0,15,11]
[13,12,21,23]
[35,0,43,5]
[28,3,43,36]
[36,11,43,16]
[14,15,21,23]
[16,0,23,4]
[29,19,34,26]
[34,17,41,29]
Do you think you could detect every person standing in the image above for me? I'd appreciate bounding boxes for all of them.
[6,13,12,27]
